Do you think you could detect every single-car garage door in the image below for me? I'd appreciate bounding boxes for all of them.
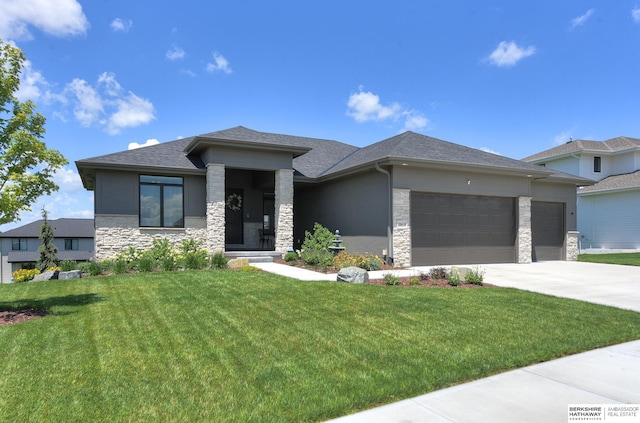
[531,201,564,261]
[411,192,516,266]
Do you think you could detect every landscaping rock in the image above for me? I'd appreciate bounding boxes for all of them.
[32,270,59,282]
[58,270,82,280]
[337,266,369,284]
[227,258,250,269]
[447,266,472,280]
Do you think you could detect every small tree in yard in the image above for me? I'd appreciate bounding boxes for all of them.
[0,39,67,225]
[37,209,58,271]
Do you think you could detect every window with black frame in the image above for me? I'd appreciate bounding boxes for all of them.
[65,238,79,250]
[12,238,27,251]
[139,175,184,228]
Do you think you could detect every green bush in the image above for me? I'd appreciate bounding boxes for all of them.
[284,251,298,262]
[300,223,335,267]
[447,268,461,286]
[332,251,383,271]
[111,257,129,274]
[409,277,420,286]
[465,266,485,285]
[384,273,400,286]
[136,252,156,272]
[80,260,103,277]
[210,252,228,269]
[60,260,78,272]
[300,249,333,267]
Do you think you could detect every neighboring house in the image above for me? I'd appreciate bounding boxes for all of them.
[523,137,640,250]
[76,126,591,267]
[0,218,95,283]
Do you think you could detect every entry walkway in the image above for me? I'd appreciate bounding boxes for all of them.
[253,261,640,422]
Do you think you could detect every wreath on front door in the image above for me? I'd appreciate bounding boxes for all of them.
[225,193,242,211]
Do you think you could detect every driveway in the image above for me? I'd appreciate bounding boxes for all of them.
[478,261,640,312]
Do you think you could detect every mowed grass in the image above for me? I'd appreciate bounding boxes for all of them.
[579,252,640,266]
[2,271,640,422]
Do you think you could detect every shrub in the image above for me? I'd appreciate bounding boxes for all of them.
[149,238,174,261]
[419,271,430,281]
[332,251,384,271]
[384,273,400,286]
[179,239,209,270]
[300,249,333,267]
[136,252,156,272]
[80,260,103,277]
[429,267,448,280]
[12,268,40,283]
[284,251,298,262]
[409,277,420,286]
[210,252,228,269]
[160,255,178,272]
[60,260,78,272]
[447,267,461,286]
[111,257,129,274]
[300,223,335,267]
[465,266,485,285]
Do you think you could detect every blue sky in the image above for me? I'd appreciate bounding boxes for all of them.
[2,0,640,231]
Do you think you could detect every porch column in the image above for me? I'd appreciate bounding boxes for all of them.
[392,189,411,267]
[206,163,225,253]
[274,169,294,255]
[517,196,532,263]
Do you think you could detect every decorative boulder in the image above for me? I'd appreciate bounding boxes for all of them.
[227,258,250,269]
[58,270,82,280]
[32,270,59,282]
[337,266,369,284]
[447,266,472,280]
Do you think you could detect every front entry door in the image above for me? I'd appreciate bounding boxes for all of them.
[225,188,243,244]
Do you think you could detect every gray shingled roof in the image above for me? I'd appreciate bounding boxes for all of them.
[76,126,592,186]
[578,170,640,194]
[0,218,95,238]
[523,136,640,162]
[322,131,556,176]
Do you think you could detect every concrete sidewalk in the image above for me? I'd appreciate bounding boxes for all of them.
[253,261,640,422]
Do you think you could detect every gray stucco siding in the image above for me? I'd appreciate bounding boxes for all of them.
[530,181,578,231]
[294,170,389,256]
[202,145,293,171]
[94,170,206,218]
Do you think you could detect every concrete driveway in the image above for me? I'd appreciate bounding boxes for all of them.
[477,261,640,312]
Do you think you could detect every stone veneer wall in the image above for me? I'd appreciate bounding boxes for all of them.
[206,163,226,253]
[94,215,207,260]
[274,169,294,255]
[392,189,411,267]
[517,196,532,264]
[566,231,579,261]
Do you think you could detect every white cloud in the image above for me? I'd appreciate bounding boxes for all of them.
[487,41,536,67]
[633,8,640,23]
[346,89,402,122]
[570,9,595,30]
[347,88,430,133]
[0,0,89,40]
[206,52,232,74]
[16,60,47,101]
[402,111,429,132]
[110,18,132,33]
[166,45,186,60]
[128,139,160,150]
[65,78,104,127]
[64,72,155,134]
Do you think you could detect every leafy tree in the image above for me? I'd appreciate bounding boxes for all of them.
[0,39,67,225]
[37,208,58,271]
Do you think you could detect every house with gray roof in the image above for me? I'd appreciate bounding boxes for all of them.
[523,137,640,250]
[76,126,591,266]
[0,218,95,283]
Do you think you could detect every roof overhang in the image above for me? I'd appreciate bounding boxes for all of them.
[75,161,205,190]
[184,136,312,158]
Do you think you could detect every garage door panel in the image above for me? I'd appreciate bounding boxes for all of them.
[411,192,516,265]
[532,201,564,261]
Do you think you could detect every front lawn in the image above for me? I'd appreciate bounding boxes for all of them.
[578,252,640,266]
[2,270,640,422]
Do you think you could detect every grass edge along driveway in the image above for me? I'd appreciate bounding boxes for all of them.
[1,270,640,422]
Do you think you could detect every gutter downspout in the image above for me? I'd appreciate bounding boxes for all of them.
[375,163,393,263]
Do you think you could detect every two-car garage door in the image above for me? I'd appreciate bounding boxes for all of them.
[411,192,516,265]
[410,192,565,265]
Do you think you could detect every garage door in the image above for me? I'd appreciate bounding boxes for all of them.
[411,192,516,266]
[531,201,564,261]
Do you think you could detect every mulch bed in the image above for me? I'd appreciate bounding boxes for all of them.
[0,309,49,326]
[274,259,493,288]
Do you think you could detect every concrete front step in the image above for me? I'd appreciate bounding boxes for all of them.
[224,251,281,263]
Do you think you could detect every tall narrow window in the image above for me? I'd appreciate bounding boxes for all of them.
[594,156,601,173]
[140,175,184,228]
